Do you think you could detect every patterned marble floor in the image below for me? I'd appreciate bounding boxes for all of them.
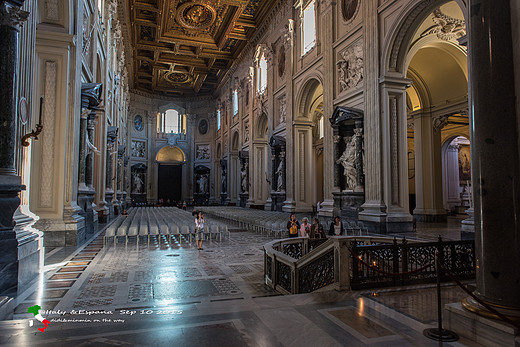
[0,220,482,346]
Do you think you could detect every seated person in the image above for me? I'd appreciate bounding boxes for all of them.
[328,216,345,236]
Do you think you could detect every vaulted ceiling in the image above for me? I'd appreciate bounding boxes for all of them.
[127,0,277,97]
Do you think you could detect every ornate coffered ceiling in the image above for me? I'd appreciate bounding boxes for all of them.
[127,0,276,97]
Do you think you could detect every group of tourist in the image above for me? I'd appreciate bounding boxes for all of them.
[287,213,345,238]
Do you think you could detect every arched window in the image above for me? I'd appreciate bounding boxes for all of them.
[318,115,324,139]
[258,55,267,93]
[157,109,185,133]
[302,0,316,55]
[217,109,221,130]
[233,90,239,116]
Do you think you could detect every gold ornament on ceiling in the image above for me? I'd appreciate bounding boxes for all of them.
[164,71,194,84]
[176,2,217,31]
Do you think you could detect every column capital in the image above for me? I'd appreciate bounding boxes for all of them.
[0,2,28,30]
[432,114,450,133]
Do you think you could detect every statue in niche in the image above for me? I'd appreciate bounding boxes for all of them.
[221,169,227,193]
[276,160,284,192]
[198,175,208,193]
[133,172,144,193]
[337,136,357,190]
[279,97,287,124]
[241,168,248,193]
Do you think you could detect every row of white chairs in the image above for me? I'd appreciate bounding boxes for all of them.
[103,207,230,246]
[198,206,370,237]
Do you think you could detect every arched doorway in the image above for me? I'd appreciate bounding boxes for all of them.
[252,112,269,205]
[155,146,186,205]
[404,2,469,222]
[295,77,323,212]
[442,135,471,214]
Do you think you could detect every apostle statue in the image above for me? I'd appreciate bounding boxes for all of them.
[337,135,357,190]
[133,172,144,193]
[199,175,208,194]
[276,160,284,192]
[241,168,248,193]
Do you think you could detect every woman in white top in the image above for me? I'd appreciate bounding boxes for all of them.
[328,216,345,236]
[195,211,205,250]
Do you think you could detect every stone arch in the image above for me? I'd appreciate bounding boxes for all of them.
[296,76,323,118]
[383,0,468,74]
[231,131,240,151]
[256,112,268,138]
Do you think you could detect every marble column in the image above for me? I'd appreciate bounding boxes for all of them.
[444,144,460,209]
[0,0,27,296]
[462,0,520,317]
[282,20,295,212]
[412,113,447,222]
[358,0,387,230]
[318,0,335,218]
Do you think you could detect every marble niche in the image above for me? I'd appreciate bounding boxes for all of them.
[331,106,365,220]
[130,163,147,204]
[239,151,249,207]
[194,165,210,205]
[220,159,228,205]
[269,136,286,212]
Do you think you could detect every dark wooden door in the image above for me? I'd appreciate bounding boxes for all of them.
[158,164,182,204]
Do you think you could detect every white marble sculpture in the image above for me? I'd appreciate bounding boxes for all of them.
[276,160,283,192]
[241,168,248,193]
[337,136,357,190]
[133,172,143,193]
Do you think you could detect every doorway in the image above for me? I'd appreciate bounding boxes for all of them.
[158,164,182,205]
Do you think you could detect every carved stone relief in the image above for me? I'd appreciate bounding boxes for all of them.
[337,40,364,92]
[279,95,287,124]
[421,9,466,41]
[131,140,146,158]
[196,144,210,160]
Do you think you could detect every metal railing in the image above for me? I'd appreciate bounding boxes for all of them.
[264,236,475,294]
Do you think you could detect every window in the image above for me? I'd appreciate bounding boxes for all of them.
[217,110,221,130]
[258,55,267,93]
[157,109,185,133]
[302,0,316,55]
[233,90,238,116]
[318,115,324,139]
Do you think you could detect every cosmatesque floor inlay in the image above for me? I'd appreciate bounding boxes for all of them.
[3,221,481,346]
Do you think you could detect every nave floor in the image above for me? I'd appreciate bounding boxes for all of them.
[0,221,481,346]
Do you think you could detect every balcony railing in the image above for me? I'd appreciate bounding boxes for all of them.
[264,236,475,294]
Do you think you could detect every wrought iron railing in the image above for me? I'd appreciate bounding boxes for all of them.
[264,236,475,294]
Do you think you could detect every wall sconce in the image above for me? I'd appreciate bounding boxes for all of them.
[21,97,44,147]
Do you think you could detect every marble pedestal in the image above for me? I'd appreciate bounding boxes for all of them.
[37,205,86,247]
[14,208,41,294]
[445,302,519,346]
[239,193,248,207]
[194,193,209,205]
[105,190,115,219]
[220,193,228,205]
[270,192,286,212]
[461,207,475,233]
[0,296,13,320]
[78,187,97,238]
[332,191,364,221]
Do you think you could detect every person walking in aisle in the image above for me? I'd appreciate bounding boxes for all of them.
[195,211,205,250]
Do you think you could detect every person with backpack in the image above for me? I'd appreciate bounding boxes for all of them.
[286,213,300,238]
